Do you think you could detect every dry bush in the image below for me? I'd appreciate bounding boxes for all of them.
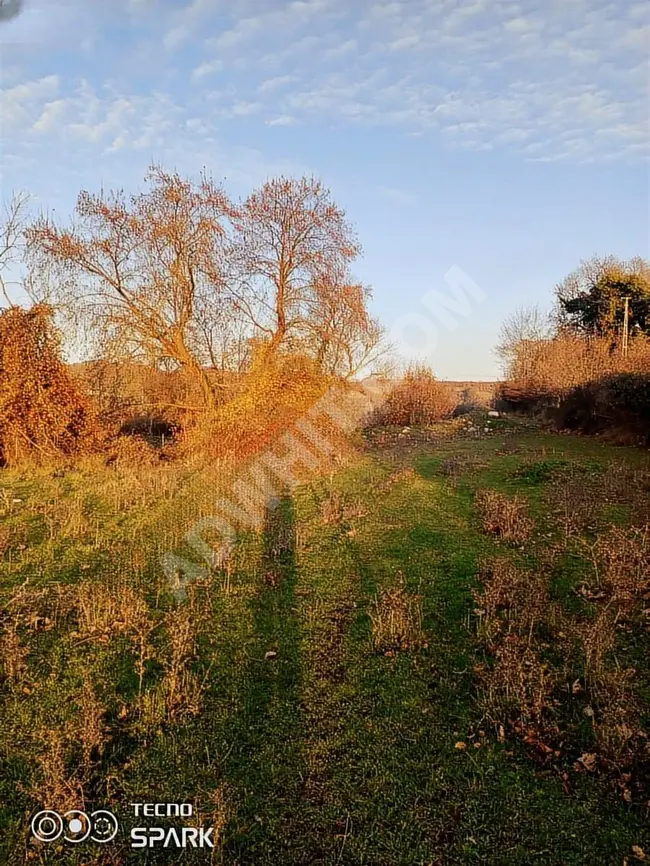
[546,464,650,538]
[24,727,86,813]
[546,469,600,539]
[104,433,161,467]
[474,558,554,645]
[186,343,330,459]
[592,671,647,768]
[320,490,367,525]
[473,559,560,725]
[75,581,154,642]
[15,673,110,813]
[367,364,457,427]
[591,525,650,614]
[0,305,102,466]
[557,373,650,442]
[368,576,425,653]
[483,635,557,725]
[501,333,650,408]
[0,622,28,686]
[474,489,534,544]
[573,526,650,764]
[577,526,649,688]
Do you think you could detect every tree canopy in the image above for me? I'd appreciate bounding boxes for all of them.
[555,255,650,339]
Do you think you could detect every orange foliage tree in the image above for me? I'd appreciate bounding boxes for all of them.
[229,176,384,376]
[26,166,235,413]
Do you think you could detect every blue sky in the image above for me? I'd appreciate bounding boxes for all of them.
[1,0,648,379]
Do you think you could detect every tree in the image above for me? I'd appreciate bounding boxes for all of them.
[26,165,234,412]
[228,176,376,371]
[0,191,31,309]
[308,275,387,377]
[555,255,650,339]
[495,304,552,375]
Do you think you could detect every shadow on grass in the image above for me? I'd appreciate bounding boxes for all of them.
[222,493,306,862]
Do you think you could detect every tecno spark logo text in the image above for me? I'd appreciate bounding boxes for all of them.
[130,803,214,849]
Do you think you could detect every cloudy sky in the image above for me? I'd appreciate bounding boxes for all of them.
[1,0,648,377]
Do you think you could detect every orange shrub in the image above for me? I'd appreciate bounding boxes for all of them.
[0,305,102,466]
[499,333,650,410]
[368,364,457,427]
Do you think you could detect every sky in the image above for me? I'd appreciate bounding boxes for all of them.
[0,0,648,379]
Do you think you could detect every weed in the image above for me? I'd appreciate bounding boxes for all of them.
[368,575,425,653]
[475,489,534,544]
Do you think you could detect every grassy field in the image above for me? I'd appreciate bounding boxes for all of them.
[1,415,649,865]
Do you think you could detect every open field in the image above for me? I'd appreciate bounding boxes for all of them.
[1,415,649,865]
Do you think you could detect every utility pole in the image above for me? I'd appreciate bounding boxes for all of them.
[622,296,631,358]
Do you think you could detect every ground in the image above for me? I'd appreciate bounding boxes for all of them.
[0,414,648,865]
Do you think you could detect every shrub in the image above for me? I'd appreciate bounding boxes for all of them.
[367,364,457,427]
[498,333,650,413]
[0,305,102,466]
[185,342,331,459]
[473,559,560,725]
[474,489,534,545]
[556,373,650,442]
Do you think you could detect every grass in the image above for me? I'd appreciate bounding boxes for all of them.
[0,418,649,864]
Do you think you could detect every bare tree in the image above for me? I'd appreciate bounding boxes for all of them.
[309,275,387,377]
[495,304,552,374]
[229,176,365,363]
[0,191,31,308]
[26,165,234,412]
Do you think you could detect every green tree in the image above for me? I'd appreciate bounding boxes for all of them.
[555,255,650,339]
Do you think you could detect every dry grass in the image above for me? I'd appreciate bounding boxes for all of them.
[473,559,561,725]
[473,524,650,775]
[368,575,425,653]
[475,489,534,545]
[320,490,368,525]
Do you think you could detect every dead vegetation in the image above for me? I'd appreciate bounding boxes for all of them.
[474,489,534,545]
[0,576,216,814]
[472,521,650,797]
[368,575,425,654]
[367,364,457,427]
[0,305,101,467]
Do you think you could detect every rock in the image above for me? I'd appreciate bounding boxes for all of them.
[264,651,277,661]
[488,411,500,418]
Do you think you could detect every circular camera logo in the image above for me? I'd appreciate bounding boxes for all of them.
[63,810,91,843]
[31,809,118,845]
[90,810,119,844]
[31,811,63,843]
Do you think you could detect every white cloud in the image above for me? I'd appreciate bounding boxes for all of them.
[1,0,648,166]
[258,75,297,93]
[267,114,297,126]
[191,60,224,81]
